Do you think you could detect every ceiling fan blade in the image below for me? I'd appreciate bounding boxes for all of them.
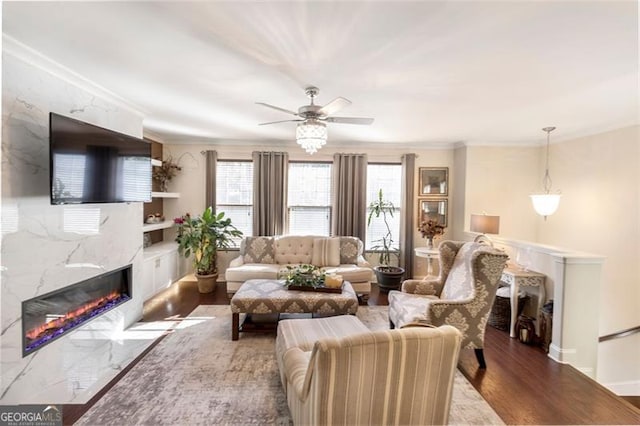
[256,102,299,116]
[326,116,374,125]
[258,119,303,126]
[318,97,352,116]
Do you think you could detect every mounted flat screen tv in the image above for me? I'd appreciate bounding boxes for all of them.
[49,113,152,205]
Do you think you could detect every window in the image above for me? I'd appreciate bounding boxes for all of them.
[287,162,332,236]
[366,164,402,251]
[118,156,152,202]
[216,161,253,242]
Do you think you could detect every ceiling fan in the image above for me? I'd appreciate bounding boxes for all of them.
[257,86,374,154]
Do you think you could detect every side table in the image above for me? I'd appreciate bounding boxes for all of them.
[414,247,439,278]
[501,266,546,338]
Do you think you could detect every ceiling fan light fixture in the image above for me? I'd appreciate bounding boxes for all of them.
[296,119,327,155]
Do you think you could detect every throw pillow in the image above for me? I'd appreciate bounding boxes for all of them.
[339,236,361,264]
[243,237,276,264]
[311,237,340,267]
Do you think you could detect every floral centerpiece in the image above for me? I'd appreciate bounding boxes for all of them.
[418,219,446,249]
[152,156,182,192]
[283,264,326,289]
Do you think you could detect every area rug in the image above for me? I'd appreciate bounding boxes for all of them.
[77,305,503,425]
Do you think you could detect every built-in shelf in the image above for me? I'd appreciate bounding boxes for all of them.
[151,159,162,167]
[142,220,175,232]
[151,191,180,198]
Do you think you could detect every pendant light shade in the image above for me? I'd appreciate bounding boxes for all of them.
[530,193,561,217]
[530,127,561,219]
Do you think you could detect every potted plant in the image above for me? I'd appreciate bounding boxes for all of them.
[174,207,243,293]
[367,189,405,291]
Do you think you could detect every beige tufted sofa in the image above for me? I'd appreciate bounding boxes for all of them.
[225,235,374,301]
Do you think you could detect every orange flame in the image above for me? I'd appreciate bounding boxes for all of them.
[26,290,121,341]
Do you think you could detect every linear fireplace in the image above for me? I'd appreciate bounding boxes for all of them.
[22,264,132,357]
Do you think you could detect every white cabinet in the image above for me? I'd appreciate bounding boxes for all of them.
[142,241,181,301]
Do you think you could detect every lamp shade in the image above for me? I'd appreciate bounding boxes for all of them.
[470,214,500,235]
[530,194,561,217]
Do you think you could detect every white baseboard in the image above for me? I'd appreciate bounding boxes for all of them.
[603,380,640,396]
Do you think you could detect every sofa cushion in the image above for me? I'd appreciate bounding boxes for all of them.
[441,242,479,300]
[311,237,340,267]
[322,265,373,283]
[243,236,276,264]
[339,237,362,264]
[275,236,313,265]
[225,263,281,283]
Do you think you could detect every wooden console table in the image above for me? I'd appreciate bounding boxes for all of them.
[501,266,546,338]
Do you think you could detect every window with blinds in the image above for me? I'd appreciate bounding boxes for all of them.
[52,153,87,200]
[216,161,253,242]
[118,156,152,202]
[366,164,402,250]
[287,162,332,236]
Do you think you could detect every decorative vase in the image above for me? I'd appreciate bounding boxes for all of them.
[195,272,217,293]
[427,237,434,249]
[159,179,169,192]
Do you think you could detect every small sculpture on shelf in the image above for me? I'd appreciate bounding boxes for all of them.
[152,156,182,192]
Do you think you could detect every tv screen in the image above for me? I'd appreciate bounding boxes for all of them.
[49,113,152,205]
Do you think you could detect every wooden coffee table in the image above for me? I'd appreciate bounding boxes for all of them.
[229,279,359,340]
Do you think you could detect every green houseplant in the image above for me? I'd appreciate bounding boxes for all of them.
[367,189,405,291]
[175,207,243,293]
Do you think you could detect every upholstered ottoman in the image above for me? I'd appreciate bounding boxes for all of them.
[229,279,359,340]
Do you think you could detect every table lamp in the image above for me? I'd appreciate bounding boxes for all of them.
[470,214,500,246]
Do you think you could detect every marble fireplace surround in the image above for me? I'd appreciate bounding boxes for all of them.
[0,38,160,404]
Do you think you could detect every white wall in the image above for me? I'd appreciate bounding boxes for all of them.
[462,145,540,240]
[541,126,639,336]
[457,126,640,390]
[541,126,640,389]
[1,43,150,404]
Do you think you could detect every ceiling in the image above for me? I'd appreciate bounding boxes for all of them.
[3,1,638,147]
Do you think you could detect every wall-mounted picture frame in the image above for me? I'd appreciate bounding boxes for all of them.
[418,198,448,227]
[418,167,448,196]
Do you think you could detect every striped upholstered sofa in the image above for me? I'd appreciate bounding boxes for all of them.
[276,315,462,425]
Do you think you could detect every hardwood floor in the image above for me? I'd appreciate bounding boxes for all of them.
[64,278,640,425]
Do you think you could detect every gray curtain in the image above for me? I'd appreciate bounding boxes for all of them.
[332,153,368,241]
[205,150,217,211]
[400,153,416,277]
[252,151,289,236]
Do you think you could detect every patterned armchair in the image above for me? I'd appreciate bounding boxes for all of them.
[388,241,508,368]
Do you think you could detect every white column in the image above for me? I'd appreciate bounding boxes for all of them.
[549,253,605,379]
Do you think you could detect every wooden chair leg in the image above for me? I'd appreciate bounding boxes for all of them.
[474,348,487,369]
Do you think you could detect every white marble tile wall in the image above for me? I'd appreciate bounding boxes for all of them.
[1,51,154,403]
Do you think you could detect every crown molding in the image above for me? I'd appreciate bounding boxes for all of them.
[2,34,147,118]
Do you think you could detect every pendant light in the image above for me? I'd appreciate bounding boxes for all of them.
[530,126,561,219]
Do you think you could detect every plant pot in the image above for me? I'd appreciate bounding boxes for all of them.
[195,272,217,293]
[374,266,405,292]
